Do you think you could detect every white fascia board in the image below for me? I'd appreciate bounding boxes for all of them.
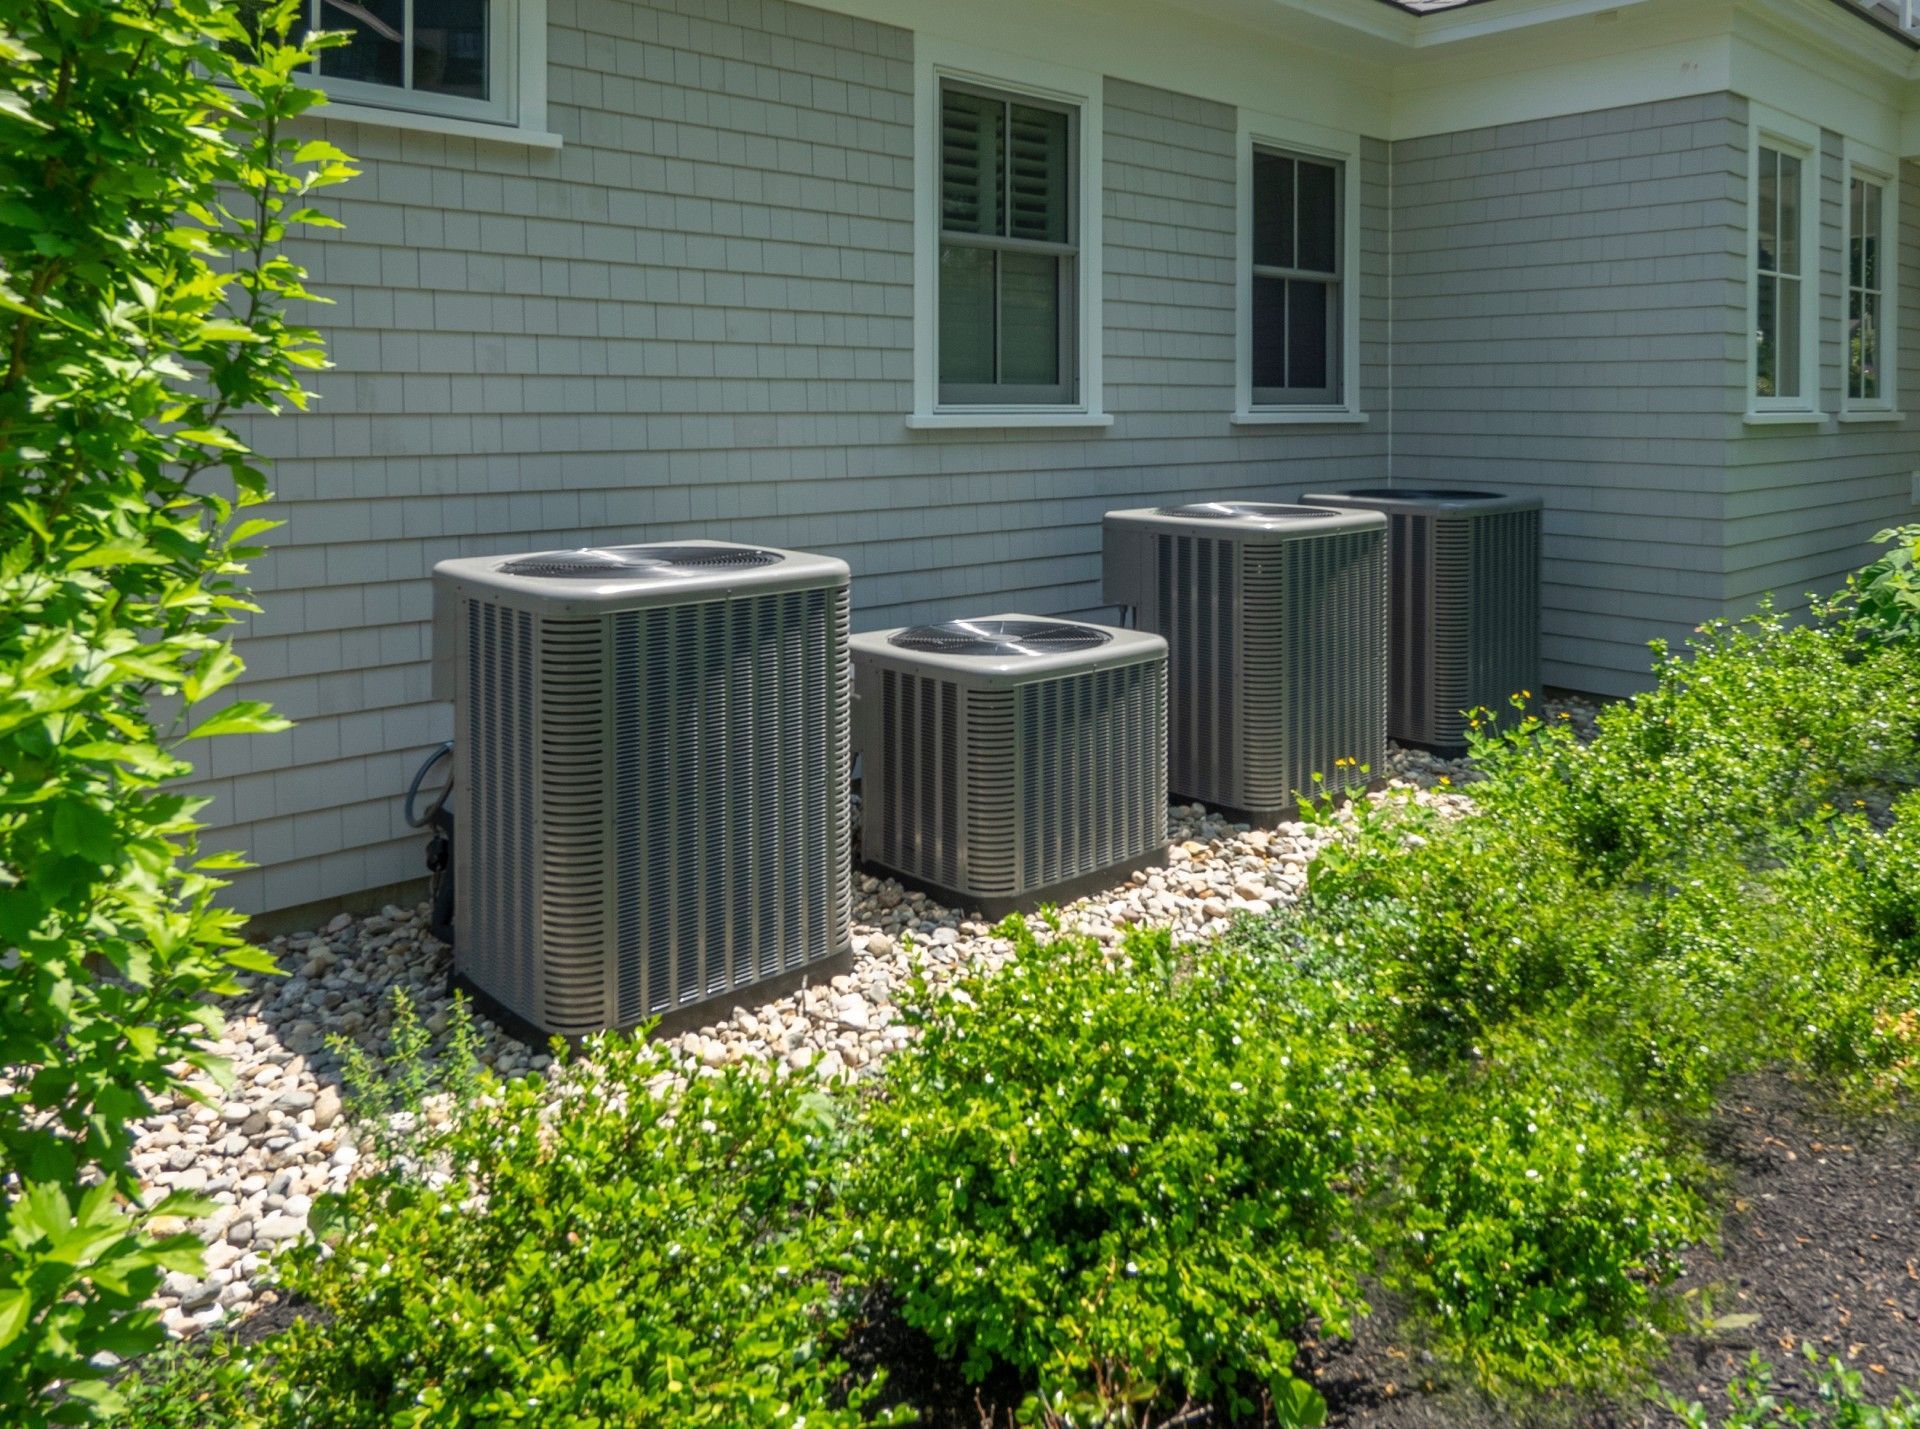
[1387,1,1735,141]
[788,0,1391,139]
[1730,9,1905,154]
[1404,0,1659,48]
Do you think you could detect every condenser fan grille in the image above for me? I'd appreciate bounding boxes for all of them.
[1153,502,1338,521]
[890,618,1111,657]
[498,545,783,578]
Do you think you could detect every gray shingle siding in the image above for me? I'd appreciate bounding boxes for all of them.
[1722,122,1919,608]
[205,1,1391,913]
[1388,94,1752,695]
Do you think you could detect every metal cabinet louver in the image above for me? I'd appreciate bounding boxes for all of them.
[852,617,1168,918]
[431,541,852,1038]
[1103,502,1387,821]
[1301,488,1541,756]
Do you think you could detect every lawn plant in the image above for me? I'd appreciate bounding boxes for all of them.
[0,2,350,1418]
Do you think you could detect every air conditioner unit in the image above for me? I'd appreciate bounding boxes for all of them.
[1300,488,1541,756]
[431,541,852,1038]
[1103,502,1386,821]
[852,616,1168,918]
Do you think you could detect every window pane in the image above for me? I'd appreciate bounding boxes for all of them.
[1850,177,1865,289]
[1253,151,1295,269]
[1755,272,1777,397]
[414,0,487,98]
[319,0,405,87]
[1863,180,1882,292]
[1857,288,1880,401]
[1007,104,1069,244]
[1252,275,1288,390]
[1000,252,1060,385]
[939,244,995,385]
[1296,160,1339,274]
[1777,274,1800,398]
[1287,279,1329,392]
[942,89,1003,237]
[1757,147,1779,273]
[1777,151,1801,276]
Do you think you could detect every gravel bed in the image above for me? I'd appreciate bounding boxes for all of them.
[131,715,1606,1339]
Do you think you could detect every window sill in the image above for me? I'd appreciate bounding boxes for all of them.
[290,99,562,150]
[1837,409,1905,424]
[1231,409,1370,427]
[905,411,1114,430]
[1742,410,1828,427]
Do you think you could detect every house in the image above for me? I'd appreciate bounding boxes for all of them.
[216,0,1920,919]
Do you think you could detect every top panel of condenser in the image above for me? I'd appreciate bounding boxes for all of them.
[432,540,849,618]
[1103,502,1386,542]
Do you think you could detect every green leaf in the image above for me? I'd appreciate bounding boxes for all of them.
[182,701,290,740]
[68,539,171,570]
[173,426,247,451]
[195,318,266,344]
[0,1289,30,1352]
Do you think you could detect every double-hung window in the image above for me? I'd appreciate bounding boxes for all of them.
[1234,115,1363,424]
[910,45,1104,428]
[1843,143,1899,416]
[1251,149,1342,405]
[1748,108,1820,418]
[937,83,1078,406]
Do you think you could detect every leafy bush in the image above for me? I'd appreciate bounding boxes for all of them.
[1394,1034,1708,1390]
[1848,524,1920,645]
[141,1038,886,1427]
[0,2,351,1419]
[850,922,1377,1425]
[1299,788,1620,1063]
[1471,609,1920,881]
[1669,1346,1920,1427]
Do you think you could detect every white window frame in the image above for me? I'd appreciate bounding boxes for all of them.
[1746,104,1823,423]
[1840,137,1901,421]
[908,40,1108,430]
[292,0,555,147]
[1233,110,1365,426]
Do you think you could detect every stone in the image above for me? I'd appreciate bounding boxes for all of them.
[311,1087,343,1131]
[255,1213,305,1244]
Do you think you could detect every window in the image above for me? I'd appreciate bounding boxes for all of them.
[1849,175,1883,401]
[1251,149,1342,405]
[1234,114,1363,424]
[319,0,489,103]
[1747,108,1820,418]
[1843,143,1899,416]
[1754,145,1805,401]
[910,44,1105,428]
[281,0,546,132]
[937,83,1077,406]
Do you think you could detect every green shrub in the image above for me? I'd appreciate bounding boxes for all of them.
[1471,610,1920,881]
[0,3,352,1419]
[1847,523,1920,646]
[1393,1032,1709,1391]
[134,1038,886,1428]
[850,923,1376,1425]
[1668,1346,1920,1427]
[1299,788,1619,1064]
